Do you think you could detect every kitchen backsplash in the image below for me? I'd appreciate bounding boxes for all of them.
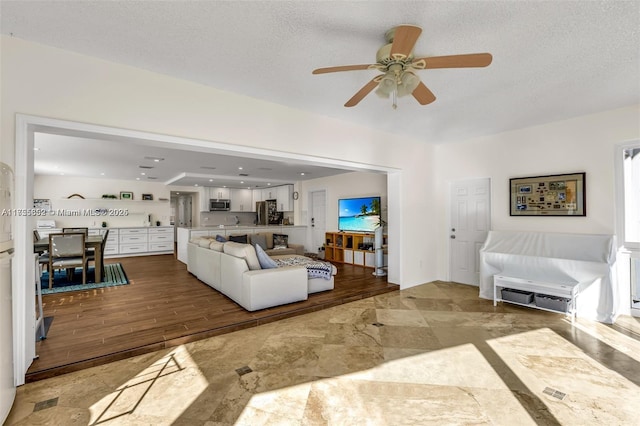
[200,211,293,226]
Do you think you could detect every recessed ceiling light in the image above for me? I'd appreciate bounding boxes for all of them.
[33,147,40,151]
[300,172,305,176]
[209,179,213,182]
[238,167,243,170]
[144,156,164,162]
[140,172,146,176]
[136,177,140,180]
[194,184,199,187]
[267,183,271,186]
[100,172,105,176]
[240,181,244,184]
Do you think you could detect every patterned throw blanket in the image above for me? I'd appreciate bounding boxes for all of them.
[274,257,335,280]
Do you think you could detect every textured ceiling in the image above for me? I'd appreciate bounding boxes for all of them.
[2,1,638,145]
[2,1,640,188]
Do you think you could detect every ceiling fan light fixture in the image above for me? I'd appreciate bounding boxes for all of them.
[375,72,397,98]
[397,71,420,97]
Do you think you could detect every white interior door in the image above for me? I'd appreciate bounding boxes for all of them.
[449,178,491,285]
[310,190,326,252]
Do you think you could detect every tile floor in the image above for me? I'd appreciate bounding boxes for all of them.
[6,281,640,425]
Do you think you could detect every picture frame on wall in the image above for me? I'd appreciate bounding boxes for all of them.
[509,172,585,216]
[120,191,133,200]
[142,194,153,201]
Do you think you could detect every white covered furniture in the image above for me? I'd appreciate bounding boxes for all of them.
[187,238,336,311]
[479,231,618,323]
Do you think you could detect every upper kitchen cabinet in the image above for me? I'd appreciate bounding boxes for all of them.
[252,189,264,207]
[210,187,230,200]
[230,189,253,212]
[277,185,293,211]
[262,188,276,201]
[199,187,210,211]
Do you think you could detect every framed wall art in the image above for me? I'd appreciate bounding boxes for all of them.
[510,172,585,216]
[142,194,153,201]
[120,191,133,200]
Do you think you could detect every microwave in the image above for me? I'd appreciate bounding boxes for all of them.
[209,199,231,211]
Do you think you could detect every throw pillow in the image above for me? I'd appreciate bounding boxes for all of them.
[215,234,227,243]
[228,234,248,244]
[255,244,278,269]
[273,233,288,249]
[251,234,267,250]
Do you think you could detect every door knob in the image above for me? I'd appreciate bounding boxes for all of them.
[450,235,456,239]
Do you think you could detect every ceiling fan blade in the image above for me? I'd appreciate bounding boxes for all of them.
[390,25,422,60]
[411,53,493,70]
[344,76,383,107]
[312,64,376,74]
[412,82,436,105]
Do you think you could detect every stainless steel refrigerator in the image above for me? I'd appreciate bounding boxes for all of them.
[255,199,282,225]
[0,162,15,423]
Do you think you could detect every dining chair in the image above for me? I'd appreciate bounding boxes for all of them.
[88,229,109,281]
[48,232,88,288]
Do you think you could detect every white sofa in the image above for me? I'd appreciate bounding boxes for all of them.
[187,238,335,311]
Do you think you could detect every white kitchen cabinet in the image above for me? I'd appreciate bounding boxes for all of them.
[276,185,293,211]
[262,188,276,201]
[230,189,253,212]
[252,189,264,208]
[148,227,174,252]
[104,228,119,256]
[199,187,210,212]
[210,187,230,200]
[119,228,149,253]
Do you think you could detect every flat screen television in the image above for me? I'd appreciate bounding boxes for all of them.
[338,196,381,233]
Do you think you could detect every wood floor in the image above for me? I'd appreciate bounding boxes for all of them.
[26,254,398,382]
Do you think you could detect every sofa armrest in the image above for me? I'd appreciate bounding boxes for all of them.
[288,243,305,255]
[241,266,308,311]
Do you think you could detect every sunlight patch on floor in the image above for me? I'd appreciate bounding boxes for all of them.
[88,345,207,425]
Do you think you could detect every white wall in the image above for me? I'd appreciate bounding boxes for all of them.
[33,175,172,227]
[434,105,640,280]
[1,35,440,288]
[300,171,388,231]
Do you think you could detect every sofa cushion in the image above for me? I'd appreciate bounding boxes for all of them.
[223,241,262,270]
[251,234,268,250]
[215,234,227,242]
[228,234,248,244]
[255,244,278,269]
[273,233,288,249]
[198,238,213,248]
[209,241,224,252]
[254,232,274,249]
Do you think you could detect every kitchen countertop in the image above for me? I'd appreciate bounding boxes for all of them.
[179,225,305,230]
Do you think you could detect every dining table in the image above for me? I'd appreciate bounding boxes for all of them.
[35,235,105,283]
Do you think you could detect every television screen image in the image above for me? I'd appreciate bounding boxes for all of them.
[338,196,381,233]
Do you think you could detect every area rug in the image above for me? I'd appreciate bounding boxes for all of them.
[40,263,129,295]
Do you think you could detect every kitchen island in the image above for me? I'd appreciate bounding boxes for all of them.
[176,225,307,264]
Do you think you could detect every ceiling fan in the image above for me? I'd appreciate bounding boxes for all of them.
[312,25,492,109]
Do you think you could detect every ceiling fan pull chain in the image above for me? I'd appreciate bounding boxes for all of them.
[392,87,398,110]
